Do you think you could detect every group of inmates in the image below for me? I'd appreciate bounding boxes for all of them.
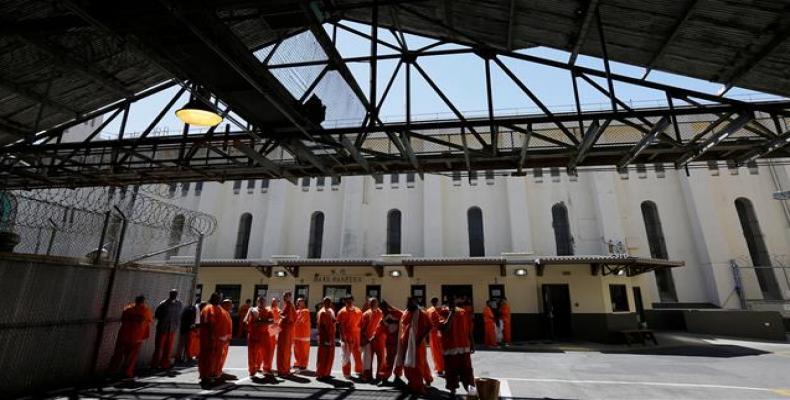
[109,289,510,397]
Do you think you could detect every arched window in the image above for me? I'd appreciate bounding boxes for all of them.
[308,211,324,259]
[167,214,185,258]
[386,209,402,254]
[552,202,573,256]
[467,207,485,257]
[641,201,677,302]
[234,213,252,259]
[735,198,781,300]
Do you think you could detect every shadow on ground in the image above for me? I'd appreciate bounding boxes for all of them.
[603,344,769,358]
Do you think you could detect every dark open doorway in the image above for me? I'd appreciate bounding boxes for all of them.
[542,284,572,340]
[441,285,474,307]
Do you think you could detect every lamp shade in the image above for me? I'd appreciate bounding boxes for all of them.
[175,98,223,127]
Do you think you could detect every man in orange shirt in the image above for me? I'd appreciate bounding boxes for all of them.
[336,295,363,379]
[292,297,311,371]
[265,297,281,372]
[218,299,234,377]
[499,297,512,346]
[236,299,251,338]
[398,297,433,395]
[277,291,297,376]
[246,296,273,377]
[360,297,385,382]
[316,297,336,380]
[109,295,153,378]
[199,293,232,384]
[483,300,497,347]
[378,301,404,386]
[426,297,444,376]
[438,296,476,397]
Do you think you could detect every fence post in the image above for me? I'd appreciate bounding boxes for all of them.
[730,259,748,310]
[189,233,204,305]
[90,208,128,375]
[94,211,112,265]
[45,218,57,256]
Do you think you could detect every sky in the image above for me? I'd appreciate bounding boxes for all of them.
[102,20,783,138]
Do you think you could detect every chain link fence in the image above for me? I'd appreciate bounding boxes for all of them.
[0,185,216,263]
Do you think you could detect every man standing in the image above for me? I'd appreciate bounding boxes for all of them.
[336,295,363,379]
[109,295,152,378]
[265,298,281,372]
[482,300,497,347]
[316,297,337,380]
[426,297,444,376]
[398,297,433,395]
[277,291,296,376]
[176,301,199,363]
[378,300,403,386]
[438,296,476,397]
[499,297,511,346]
[218,299,234,376]
[237,299,252,338]
[199,293,228,383]
[360,297,385,382]
[151,289,183,369]
[246,296,273,377]
[293,297,311,371]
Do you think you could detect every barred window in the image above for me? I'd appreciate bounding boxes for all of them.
[735,198,780,299]
[641,201,677,302]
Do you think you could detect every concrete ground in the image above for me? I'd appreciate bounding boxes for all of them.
[36,332,790,399]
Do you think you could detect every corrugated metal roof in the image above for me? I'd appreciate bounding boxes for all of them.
[535,255,685,267]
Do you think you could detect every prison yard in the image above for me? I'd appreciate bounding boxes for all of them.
[2,0,790,399]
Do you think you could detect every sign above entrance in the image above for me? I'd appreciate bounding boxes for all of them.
[313,274,365,284]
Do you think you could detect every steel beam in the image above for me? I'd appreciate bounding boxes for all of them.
[568,0,600,66]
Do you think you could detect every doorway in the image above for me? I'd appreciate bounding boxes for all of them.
[215,284,241,314]
[441,285,474,307]
[541,284,572,339]
[253,284,268,303]
[323,285,351,310]
[633,286,645,325]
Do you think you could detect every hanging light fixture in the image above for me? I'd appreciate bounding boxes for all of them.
[175,86,223,127]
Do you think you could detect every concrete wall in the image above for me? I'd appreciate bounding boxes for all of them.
[682,310,786,341]
[0,253,195,396]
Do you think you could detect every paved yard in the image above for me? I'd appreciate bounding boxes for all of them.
[36,333,790,399]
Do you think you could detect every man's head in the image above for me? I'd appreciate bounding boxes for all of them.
[209,292,221,306]
[245,298,252,305]
[271,297,279,308]
[199,301,207,310]
[283,291,292,303]
[256,296,266,308]
[406,297,418,311]
[322,297,333,309]
[380,300,390,313]
[369,297,379,310]
[168,289,178,301]
[221,298,232,311]
[296,297,305,309]
[430,297,439,307]
[344,295,354,307]
[135,295,145,305]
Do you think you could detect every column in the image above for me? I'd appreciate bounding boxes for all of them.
[260,179,289,257]
[422,174,444,257]
[339,176,365,257]
[505,176,534,253]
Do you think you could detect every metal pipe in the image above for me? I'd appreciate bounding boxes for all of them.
[189,233,205,306]
[123,238,200,265]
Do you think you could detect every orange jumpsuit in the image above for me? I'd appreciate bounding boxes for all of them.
[277,300,297,375]
[109,303,152,378]
[316,307,336,378]
[398,308,433,394]
[483,306,497,346]
[237,303,251,338]
[360,308,385,381]
[246,306,273,375]
[198,304,232,379]
[336,305,363,377]
[266,304,280,371]
[381,308,403,380]
[500,302,511,344]
[438,307,475,392]
[187,329,200,359]
[426,306,445,374]
[463,304,474,335]
[293,308,311,369]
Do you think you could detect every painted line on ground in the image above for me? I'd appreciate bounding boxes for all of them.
[499,379,512,399]
[494,377,786,393]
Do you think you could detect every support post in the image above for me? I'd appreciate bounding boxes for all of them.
[190,233,205,305]
[94,210,112,265]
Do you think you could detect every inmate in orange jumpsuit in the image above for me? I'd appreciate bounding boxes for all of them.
[198,303,232,379]
[276,299,296,375]
[426,305,445,374]
[293,307,311,369]
[109,302,153,378]
[438,306,475,392]
[360,307,385,381]
[398,308,433,394]
[500,301,511,345]
[236,302,251,338]
[336,305,363,377]
[265,300,281,372]
[316,306,336,379]
[246,305,273,375]
[483,305,497,347]
[380,308,403,380]
[187,329,200,359]
[217,304,233,374]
